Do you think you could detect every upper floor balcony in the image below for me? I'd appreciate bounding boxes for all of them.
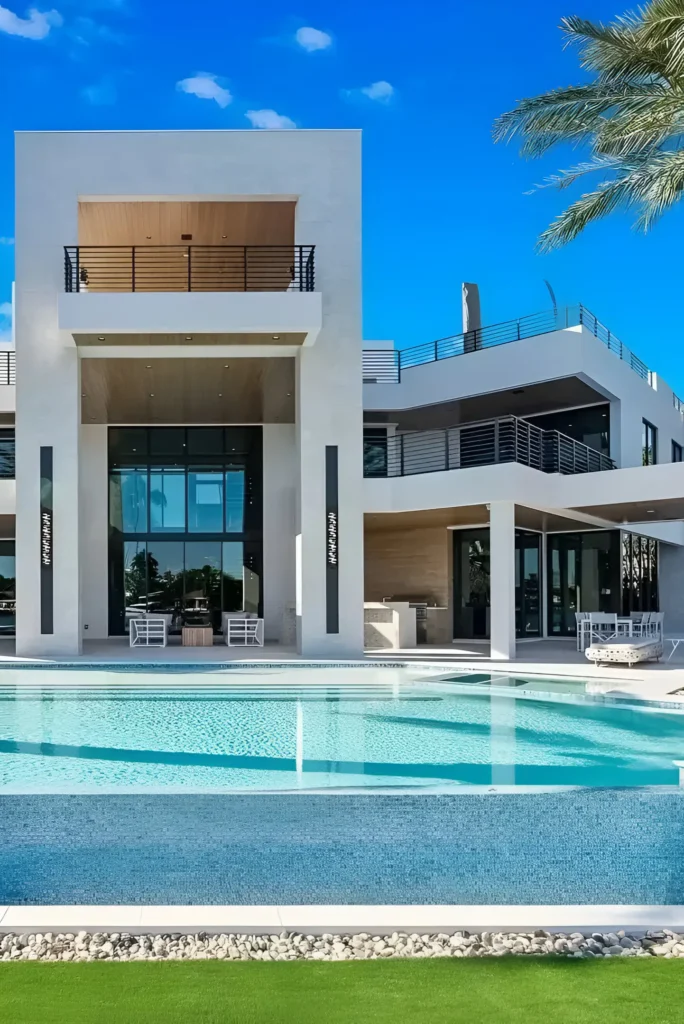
[364,415,616,479]
[58,244,322,348]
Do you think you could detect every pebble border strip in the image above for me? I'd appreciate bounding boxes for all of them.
[2,929,684,961]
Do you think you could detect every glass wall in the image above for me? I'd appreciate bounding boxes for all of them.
[547,530,657,635]
[622,533,658,615]
[452,529,541,639]
[0,540,15,635]
[109,427,262,635]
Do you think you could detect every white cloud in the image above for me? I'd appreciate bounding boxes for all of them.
[0,5,62,39]
[245,109,296,130]
[177,72,232,109]
[360,80,394,102]
[0,237,13,246]
[81,79,116,105]
[295,26,331,52]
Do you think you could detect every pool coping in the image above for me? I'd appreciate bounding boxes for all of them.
[2,904,684,935]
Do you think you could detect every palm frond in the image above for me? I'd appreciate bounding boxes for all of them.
[536,172,639,251]
[639,0,684,81]
[631,148,684,227]
[595,90,684,153]
[492,83,661,156]
[561,14,671,83]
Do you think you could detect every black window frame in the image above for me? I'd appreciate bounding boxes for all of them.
[672,440,683,463]
[642,419,658,466]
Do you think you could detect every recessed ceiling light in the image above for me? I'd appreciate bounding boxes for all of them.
[224,364,230,368]
[146,235,151,240]
[81,393,86,398]
[646,509,656,514]
[222,234,227,239]
[218,393,223,397]
[97,336,105,341]
[149,393,155,398]
[272,335,280,340]
[185,336,193,341]
[145,365,152,369]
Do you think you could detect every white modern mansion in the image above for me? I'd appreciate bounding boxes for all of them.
[1,128,684,660]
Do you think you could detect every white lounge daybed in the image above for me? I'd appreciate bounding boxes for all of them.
[585,639,663,668]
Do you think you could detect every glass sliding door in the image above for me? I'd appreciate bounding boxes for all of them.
[453,529,542,640]
[547,535,582,636]
[547,531,622,636]
[453,529,490,639]
[515,532,541,638]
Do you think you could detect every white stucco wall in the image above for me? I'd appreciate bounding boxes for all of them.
[659,543,684,634]
[262,423,296,643]
[15,129,363,656]
[79,423,109,639]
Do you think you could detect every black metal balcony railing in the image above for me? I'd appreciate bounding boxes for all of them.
[0,352,15,386]
[0,430,15,479]
[363,304,652,387]
[63,245,316,293]
[363,416,615,478]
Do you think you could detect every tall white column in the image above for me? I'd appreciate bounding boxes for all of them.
[16,342,82,658]
[489,501,516,661]
[295,346,364,658]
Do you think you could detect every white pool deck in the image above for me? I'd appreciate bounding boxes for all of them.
[2,903,684,935]
[0,636,682,703]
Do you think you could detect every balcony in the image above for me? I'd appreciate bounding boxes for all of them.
[364,416,616,478]
[64,245,315,293]
[58,245,321,346]
[362,304,652,386]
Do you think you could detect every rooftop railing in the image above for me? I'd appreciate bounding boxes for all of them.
[64,245,316,293]
[363,304,652,387]
[363,416,616,478]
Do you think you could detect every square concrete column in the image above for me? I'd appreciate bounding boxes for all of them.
[489,501,516,661]
[15,343,82,658]
[295,347,364,658]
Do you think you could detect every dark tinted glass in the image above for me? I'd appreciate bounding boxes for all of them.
[149,428,185,457]
[109,428,148,462]
[187,428,224,456]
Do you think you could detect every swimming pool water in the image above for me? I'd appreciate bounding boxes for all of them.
[0,666,682,791]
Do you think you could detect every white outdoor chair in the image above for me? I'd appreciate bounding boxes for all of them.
[588,612,619,644]
[224,617,264,647]
[630,611,650,637]
[575,611,591,651]
[645,612,664,639]
[130,617,168,648]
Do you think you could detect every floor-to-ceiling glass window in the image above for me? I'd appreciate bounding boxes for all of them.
[622,533,659,615]
[547,530,654,636]
[453,528,542,639]
[516,531,541,638]
[108,427,263,635]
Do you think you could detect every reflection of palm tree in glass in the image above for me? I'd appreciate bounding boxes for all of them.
[124,550,147,606]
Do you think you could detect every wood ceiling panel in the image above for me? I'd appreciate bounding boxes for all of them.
[78,202,296,246]
[81,358,295,425]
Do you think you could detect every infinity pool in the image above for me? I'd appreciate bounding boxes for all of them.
[0,667,682,791]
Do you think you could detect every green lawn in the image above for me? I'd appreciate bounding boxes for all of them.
[1,958,682,1023]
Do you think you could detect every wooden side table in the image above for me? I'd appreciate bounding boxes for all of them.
[182,626,214,647]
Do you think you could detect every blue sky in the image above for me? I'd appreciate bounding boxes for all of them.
[1,0,683,389]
